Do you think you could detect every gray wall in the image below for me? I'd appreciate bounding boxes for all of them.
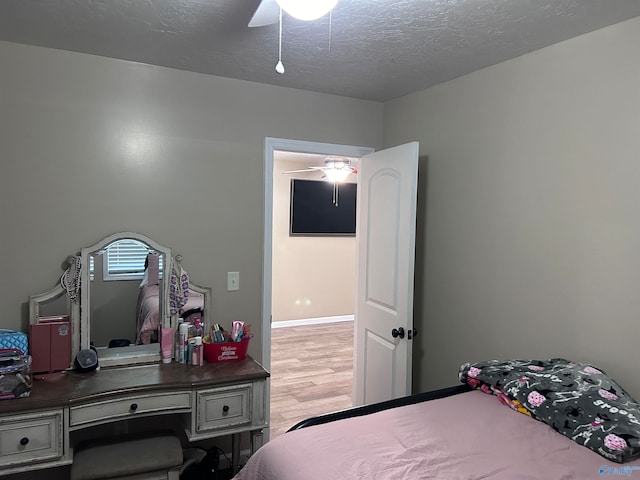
[385,16,640,399]
[0,40,383,362]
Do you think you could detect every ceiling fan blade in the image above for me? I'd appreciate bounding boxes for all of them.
[282,168,316,174]
[248,0,280,27]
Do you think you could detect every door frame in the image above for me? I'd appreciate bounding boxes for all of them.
[262,137,374,437]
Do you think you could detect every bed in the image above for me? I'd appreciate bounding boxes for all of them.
[135,284,161,344]
[234,359,640,480]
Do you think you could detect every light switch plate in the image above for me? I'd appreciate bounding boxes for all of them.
[227,271,239,291]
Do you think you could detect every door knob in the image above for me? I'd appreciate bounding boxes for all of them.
[391,327,405,339]
[408,328,418,340]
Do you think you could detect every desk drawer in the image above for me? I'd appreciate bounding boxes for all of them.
[0,410,63,468]
[70,391,191,428]
[196,384,252,433]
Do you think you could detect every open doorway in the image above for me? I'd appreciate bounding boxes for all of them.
[264,139,420,440]
[262,138,374,440]
[270,151,355,438]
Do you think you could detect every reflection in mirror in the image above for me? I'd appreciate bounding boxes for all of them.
[89,240,163,348]
[80,232,211,367]
[80,232,172,367]
[29,232,210,370]
[36,294,70,319]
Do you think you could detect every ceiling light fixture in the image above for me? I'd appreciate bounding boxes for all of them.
[273,0,339,74]
[324,168,352,183]
[324,157,353,206]
[275,0,339,21]
[323,158,354,183]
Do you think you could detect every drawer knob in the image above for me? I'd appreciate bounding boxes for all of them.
[222,405,229,414]
[130,403,138,412]
[20,437,29,446]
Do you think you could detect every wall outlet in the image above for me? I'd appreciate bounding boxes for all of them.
[227,272,239,291]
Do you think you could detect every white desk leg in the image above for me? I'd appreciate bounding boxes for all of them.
[251,429,264,453]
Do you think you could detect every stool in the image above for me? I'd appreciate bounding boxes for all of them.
[70,433,183,480]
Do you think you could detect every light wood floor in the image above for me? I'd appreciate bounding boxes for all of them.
[269,321,354,438]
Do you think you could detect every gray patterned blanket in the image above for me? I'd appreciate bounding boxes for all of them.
[459,358,640,463]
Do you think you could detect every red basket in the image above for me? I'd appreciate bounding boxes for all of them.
[203,338,250,363]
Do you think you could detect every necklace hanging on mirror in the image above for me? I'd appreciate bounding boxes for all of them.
[61,256,81,303]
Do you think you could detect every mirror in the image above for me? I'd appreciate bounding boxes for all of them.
[78,232,210,367]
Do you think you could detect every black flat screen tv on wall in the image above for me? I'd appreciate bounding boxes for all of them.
[290,179,357,236]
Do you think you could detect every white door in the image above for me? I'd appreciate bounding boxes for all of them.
[353,142,419,406]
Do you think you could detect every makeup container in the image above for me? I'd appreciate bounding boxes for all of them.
[178,323,189,364]
[160,327,174,363]
[192,336,203,366]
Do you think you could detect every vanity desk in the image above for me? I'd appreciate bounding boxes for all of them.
[0,357,268,476]
[5,232,268,476]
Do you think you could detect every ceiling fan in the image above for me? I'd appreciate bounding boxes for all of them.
[248,0,339,27]
[248,0,279,27]
[283,156,356,206]
[283,156,357,183]
[248,0,340,74]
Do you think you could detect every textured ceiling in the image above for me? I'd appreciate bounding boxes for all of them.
[1,0,639,102]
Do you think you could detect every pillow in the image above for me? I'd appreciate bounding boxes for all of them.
[459,358,640,463]
[145,254,159,286]
[139,269,149,288]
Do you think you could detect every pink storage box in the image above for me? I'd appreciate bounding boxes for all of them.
[30,318,71,373]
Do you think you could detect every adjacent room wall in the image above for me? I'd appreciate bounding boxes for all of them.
[272,158,356,322]
[0,40,383,362]
[384,16,640,398]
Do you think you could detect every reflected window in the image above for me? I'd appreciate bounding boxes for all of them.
[89,239,163,281]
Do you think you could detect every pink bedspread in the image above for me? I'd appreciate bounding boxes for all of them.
[136,284,159,344]
[234,390,640,479]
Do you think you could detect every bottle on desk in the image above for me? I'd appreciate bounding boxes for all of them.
[194,318,204,338]
[175,318,183,362]
[192,336,204,366]
[178,322,189,364]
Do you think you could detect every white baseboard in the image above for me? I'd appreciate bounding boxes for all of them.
[271,315,354,329]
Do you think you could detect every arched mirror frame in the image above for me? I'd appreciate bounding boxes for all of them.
[80,232,172,367]
[29,232,211,369]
